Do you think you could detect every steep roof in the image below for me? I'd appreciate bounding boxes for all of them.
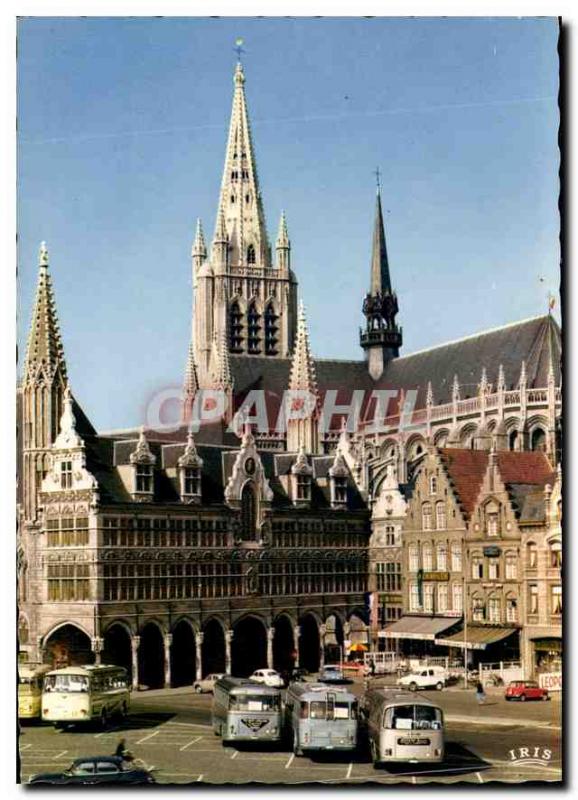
[382,314,561,407]
[438,449,489,516]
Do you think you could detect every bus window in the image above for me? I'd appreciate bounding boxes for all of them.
[334,701,350,720]
[309,701,327,720]
[229,694,280,712]
[44,674,89,693]
[299,701,308,719]
[385,705,442,731]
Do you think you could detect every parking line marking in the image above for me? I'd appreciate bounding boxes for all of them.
[230,750,238,760]
[165,721,212,729]
[180,736,202,752]
[20,744,32,751]
[197,775,203,782]
[346,763,353,779]
[285,754,294,769]
[476,772,484,783]
[412,775,417,784]
[53,750,68,760]
[136,730,160,745]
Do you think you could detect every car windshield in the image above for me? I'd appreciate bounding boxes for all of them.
[44,674,89,693]
[384,705,443,731]
[229,694,280,711]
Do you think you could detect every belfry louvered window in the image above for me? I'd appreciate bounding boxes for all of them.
[241,482,257,539]
[229,301,244,352]
[247,244,256,264]
[247,302,261,353]
[264,302,278,355]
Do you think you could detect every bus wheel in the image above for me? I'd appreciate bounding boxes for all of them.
[100,709,108,729]
[436,682,444,691]
[293,732,302,757]
[409,682,418,692]
[120,702,128,718]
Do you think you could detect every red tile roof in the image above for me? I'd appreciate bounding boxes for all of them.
[438,448,555,517]
[438,449,489,515]
[495,451,555,487]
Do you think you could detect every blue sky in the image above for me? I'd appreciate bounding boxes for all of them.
[17,17,560,431]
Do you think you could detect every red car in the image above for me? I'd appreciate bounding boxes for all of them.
[505,680,549,702]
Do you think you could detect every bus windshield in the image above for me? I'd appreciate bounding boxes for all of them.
[44,674,90,693]
[384,705,442,731]
[229,694,280,712]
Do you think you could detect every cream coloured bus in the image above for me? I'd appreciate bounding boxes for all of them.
[42,665,130,727]
[18,664,52,721]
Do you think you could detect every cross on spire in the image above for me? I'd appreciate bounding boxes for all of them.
[234,37,245,62]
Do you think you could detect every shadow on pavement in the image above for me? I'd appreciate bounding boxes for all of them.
[378,741,492,778]
[52,712,176,735]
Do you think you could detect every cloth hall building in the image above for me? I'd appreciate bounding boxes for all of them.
[17,61,562,687]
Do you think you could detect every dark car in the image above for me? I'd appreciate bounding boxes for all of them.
[282,667,308,685]
[505,680,549,702]
[28,756,156,785]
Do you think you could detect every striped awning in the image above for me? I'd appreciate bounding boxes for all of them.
[437,626,518,651]
[381,616,460,641]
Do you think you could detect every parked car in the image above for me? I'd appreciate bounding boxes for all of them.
[318,664,345,683]
[28,756,156,785]
[397,667,447,691]
[250,669,285,688]
[193,673,225,694]
[281,667,309,685]
[505,680,550,702]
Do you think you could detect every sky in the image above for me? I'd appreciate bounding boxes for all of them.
[17,16,561,431]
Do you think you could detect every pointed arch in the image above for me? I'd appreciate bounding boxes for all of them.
[229,299,244,352]
[241,480,258,539]
[246,243,256,264]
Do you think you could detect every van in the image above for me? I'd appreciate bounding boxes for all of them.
[397,666,447,691]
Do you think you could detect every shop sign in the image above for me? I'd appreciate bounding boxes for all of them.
[538,672,562,692]
[422,571,449,581]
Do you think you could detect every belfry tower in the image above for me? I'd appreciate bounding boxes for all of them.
[192,61,298,387]
[360,187,402,380]
[20,243,68,522]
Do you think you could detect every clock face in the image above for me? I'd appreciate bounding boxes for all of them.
[245,457,256,476]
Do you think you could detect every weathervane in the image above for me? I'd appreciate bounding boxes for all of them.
[373,166,381,193]
[234,37,245,62]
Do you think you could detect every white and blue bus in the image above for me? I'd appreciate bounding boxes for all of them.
[361,689,444,766]
[284,683,358,756]
[212,677,282,744]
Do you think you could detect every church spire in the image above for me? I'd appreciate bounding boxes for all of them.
[286,301,320,454]
[23,242,68,385]
[360,187,402,380]
[192,218,207,268]
[289,301,318,396]
[215,61,270,269]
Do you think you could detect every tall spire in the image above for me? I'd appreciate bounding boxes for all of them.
[23,242,68,385]
[289,301,318,396]
[215,61,270,269]
[360,188,402,379]
[370,189,392,296]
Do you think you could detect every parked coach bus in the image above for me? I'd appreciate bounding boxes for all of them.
[212,677,282,744]
[361,689,444,767]
[284,683,358,756]
[18,664,52,722]
[42,665,130,728]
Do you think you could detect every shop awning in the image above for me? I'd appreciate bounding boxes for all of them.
[437,626,518,651]
[381,616,459,641]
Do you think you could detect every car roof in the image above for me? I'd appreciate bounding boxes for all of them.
[72,756,123,765]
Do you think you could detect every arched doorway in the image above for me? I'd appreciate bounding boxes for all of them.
[44,624,93,668]
[273,615,295,673]
[171,620,196,688]
[299,614,320,673]
[103,624,132,681]
[232,616,267,677]
[202,619,226,677]
[138,623,165,690]
[509,430,519,451]
[324,614,344,664]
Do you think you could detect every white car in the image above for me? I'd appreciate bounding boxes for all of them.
[250,669,285,688]
[193,673,225,694]
[397,667,447,691]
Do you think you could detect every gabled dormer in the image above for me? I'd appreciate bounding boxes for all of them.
[177,429,204,504]
[224,428,274,541]
[129,427,156,502]
[329,451,349,510]
[290,447,313,507]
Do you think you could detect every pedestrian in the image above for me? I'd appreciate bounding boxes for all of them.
[370,658,376,677]
[475,681,486,705]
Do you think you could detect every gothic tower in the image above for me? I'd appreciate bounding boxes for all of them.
[360,188,402,380]
[20,243,68,522]
[192,62,298,387]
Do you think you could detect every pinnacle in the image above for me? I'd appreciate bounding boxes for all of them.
[192,218,207,256]
[289,301,318,395]
[276,210,290,247]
